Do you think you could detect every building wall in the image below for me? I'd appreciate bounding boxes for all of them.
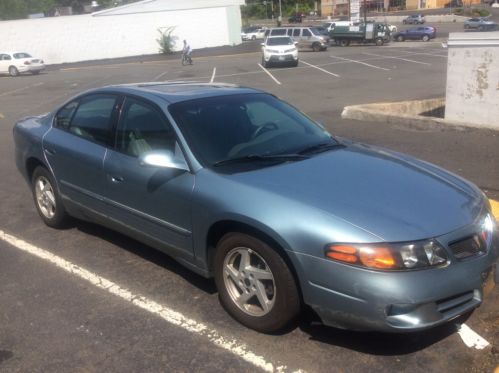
[0,6,241,64]
[445,32,499,130]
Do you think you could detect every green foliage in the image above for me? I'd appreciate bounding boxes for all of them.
[454,7,490,17]
[156,26,176,55]
[0,0,55,19]
[241,0,316,20]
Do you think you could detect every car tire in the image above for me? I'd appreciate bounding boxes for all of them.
[32,70,40,75]
[403,20,407,24]
[252,35,256,40]
[464,24,469,29]
[214,233,301,333]
[397,35,404,42]
[478,26,484,31]
[261,57,268,68]
[312,42,321,52]
[9,66,19,77]
[422,34,430,42]
[339,39,349,47]
[292,60,299,67]
[31,166,69,228]
[375,37,384,46]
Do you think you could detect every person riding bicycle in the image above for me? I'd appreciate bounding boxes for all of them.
[182,40,192,65]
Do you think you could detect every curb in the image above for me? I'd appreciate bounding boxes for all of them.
[341,99,499,132]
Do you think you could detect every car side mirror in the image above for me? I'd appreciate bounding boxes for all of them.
[139,150,189,172]
[261,43,265,46]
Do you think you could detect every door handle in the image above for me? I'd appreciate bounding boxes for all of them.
[110,176,124,183]
[44,148,56,155]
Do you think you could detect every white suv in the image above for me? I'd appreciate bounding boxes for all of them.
[261,36,298,68]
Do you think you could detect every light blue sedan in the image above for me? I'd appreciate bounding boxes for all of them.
[14,83,497,333]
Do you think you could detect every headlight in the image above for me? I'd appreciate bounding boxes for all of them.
[284,48,296,53]
[481,213,495,245]
[325,240,448,270]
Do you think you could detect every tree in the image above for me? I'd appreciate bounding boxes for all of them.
[0,0,55,20]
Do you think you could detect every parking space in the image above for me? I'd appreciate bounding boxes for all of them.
[0,42,498,372]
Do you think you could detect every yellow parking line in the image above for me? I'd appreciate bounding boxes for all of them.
[490,199,499,221]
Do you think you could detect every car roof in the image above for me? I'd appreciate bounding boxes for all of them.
[92,82,264,104]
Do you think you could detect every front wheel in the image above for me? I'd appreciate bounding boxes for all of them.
[397,35,405,42]
[214,233,300,333]
[375,37,384,46]
[31,166,68,228]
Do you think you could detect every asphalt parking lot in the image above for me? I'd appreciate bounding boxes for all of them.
[0,39,498,372]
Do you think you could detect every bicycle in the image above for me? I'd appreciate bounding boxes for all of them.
[181,52,193,66]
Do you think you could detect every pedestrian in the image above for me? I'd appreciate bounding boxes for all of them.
[182,40,193,65]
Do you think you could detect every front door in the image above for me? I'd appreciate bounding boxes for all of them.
[103,96,195,258]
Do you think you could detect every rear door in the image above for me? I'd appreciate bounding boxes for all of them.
[301,28,312,49]
[43,93,120,213]
[0,54,12,73]
[103,96,195,258]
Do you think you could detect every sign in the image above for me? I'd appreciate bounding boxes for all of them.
[350,0,361,22]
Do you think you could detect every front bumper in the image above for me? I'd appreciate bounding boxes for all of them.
[18,64,45,73]
[288,229,498,332]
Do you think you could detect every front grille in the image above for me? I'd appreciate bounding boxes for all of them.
[449,235,486,260]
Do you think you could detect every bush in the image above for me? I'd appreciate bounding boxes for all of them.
[156,26,176,55]
[454,7,490,17]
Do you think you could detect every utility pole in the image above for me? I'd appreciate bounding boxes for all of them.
[364,0,367,23]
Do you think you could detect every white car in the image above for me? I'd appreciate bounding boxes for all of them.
[0,52,45,77]
[261,36,299,68]
[387,24,398,33]
[241,27,266,41]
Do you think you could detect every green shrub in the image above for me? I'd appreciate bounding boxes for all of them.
[156,26,176,55]
[478,9,490,17]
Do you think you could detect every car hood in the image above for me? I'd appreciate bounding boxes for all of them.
[225,143,483,241]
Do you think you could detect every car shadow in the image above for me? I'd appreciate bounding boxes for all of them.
[297,311,471,355]
[69,219,470,354]
[73,219,217,295]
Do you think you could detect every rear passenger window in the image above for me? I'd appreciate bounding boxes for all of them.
[302,29,311,37]
[287,29,293,36]
[271,29,286,36]
[293,29,300,36]
[55,101,78,129]
[68,94,117,145]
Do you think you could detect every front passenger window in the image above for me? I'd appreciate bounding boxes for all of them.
[116,98,176,158]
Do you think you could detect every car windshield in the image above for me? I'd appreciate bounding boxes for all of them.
[310,27,327,35]
[266,37,294,46]
[242,27,257,33]
[13,52,32,59]
[168,93,336,169]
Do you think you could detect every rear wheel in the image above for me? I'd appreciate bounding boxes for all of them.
[312,42,321,52]
[8,66,19,77]
[422,34,430,42]
[31,166,68,228]
[375,37,384,46]
[214,233,300,333]
[251,35,256,40]
[339,39,349,47]
[31,70,40,75]
[478,25,485,31]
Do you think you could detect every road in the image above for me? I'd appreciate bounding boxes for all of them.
[0,41,498,372]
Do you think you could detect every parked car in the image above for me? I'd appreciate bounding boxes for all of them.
[0,52,45,77]
[13,82,498,334]
[464,17,498,31]
[261,36,298,67]
[393,26,436,41]
[241,26,267,41]
[288,13,303,23]
[403,14,426,24]
[264,26,329,51]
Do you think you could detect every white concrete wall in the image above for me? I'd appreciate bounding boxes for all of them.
[445,32,499,130]
[0,6,241,64]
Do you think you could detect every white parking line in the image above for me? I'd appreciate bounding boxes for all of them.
[152,71,168,81]
[457,324,491,350]
[300,60,340,77]
[329,55,390,71]
[0,82,44,98]
[210,67,217,83]
[0,229,301,373]
[257,63,282,85]
[362,52,431,66]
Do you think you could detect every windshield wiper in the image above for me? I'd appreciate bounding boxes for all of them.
[297,141,345,155]
[213,153,308,167]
